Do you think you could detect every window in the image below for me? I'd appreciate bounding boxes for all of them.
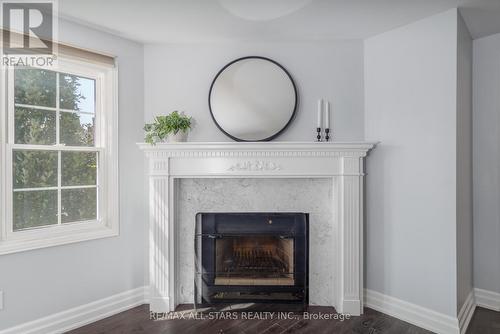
[0,57,118,254]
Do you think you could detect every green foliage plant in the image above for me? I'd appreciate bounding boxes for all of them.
[144,111,192,145]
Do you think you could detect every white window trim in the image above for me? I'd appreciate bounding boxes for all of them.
[0,57,119,255]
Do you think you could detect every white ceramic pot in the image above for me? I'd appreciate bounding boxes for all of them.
[165,130,188,142]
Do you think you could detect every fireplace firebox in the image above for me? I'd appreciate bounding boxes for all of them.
[195,212,309,308]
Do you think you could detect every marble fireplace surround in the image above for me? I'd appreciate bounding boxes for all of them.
[138,142,376,316]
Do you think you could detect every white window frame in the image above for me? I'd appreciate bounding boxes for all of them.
[0,57,119,255]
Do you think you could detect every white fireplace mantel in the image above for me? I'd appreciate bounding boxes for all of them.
[138,141,376,316]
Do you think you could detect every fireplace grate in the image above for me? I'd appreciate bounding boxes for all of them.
[220,247,289,277]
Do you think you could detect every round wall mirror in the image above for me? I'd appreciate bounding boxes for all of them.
[209,56,297,141]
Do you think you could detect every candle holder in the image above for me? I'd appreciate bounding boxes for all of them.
[316,127,322,142]
[325,128,330,142]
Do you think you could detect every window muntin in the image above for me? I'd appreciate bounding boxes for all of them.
[10,67,99,232]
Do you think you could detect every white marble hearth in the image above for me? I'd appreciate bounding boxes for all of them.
[138,142,376,316]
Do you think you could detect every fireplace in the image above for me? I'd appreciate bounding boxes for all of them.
[195,212,309,307]
[140,142,375,315]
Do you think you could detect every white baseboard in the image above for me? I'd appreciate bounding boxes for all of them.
[1,286,491,334]
[364,289,460,334]
[457,291,476,334]
[474,288,500,311]
[0,286,147,334]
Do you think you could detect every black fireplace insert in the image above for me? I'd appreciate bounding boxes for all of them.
[194,212,309,308]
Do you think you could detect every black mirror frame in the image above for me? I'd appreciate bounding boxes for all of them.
[208,56,298,142]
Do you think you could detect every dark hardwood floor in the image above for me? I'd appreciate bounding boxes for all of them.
[66,305,500,334]
[67,304,434,334]
[467,307,500,334]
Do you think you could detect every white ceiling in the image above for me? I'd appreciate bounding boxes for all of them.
[58,0,500,43]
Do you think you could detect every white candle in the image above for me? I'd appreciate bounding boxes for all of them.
[325,101,330,129]
[317,99,323,128]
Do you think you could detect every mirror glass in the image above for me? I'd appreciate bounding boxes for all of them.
[209,57,297,141]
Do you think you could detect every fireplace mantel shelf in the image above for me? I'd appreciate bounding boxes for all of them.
[139,141,376,316]
[137,141,377,154]
[137,141,376,147]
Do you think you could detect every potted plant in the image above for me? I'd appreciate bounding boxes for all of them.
[144,111,192,144]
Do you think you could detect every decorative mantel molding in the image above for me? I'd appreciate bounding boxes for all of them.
[227,160,281,171]
[137,142,375,158]
[138,141,376,316]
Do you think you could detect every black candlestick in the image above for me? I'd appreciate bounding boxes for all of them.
[325,128,330,142]
[316,127,322,142]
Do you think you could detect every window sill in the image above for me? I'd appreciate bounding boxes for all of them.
[0,223,119,255]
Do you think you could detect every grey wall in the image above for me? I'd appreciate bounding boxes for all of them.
[456,11,473,313]
[473,32,500,295]
[0,19,146,330]
[364,9,459,316]
[144,41,364,141]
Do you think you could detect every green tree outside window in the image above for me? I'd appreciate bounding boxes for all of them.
[13,68,97,230]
